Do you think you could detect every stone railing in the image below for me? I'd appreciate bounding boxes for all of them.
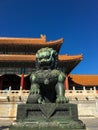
[0,86,98,103]
[65,86,98,101]
[0,86,98,120]
[0,87,29,103]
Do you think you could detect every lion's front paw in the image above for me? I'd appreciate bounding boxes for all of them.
[56,96,69,103]
[30,87,40,94]
[38,97,45,104]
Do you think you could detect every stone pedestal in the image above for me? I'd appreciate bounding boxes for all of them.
[9,103,86,130]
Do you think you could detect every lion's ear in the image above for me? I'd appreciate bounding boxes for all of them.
[51,50,56,57]
[36,53,38,59]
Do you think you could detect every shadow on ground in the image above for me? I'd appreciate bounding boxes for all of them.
[0,126,9,130]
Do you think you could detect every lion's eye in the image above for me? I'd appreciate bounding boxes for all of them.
[46,56,50,59]
[39,57,42,60]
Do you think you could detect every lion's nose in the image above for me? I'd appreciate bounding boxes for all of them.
[44,78,49,85]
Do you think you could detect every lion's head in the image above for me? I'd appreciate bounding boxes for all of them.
[36,47,58,69]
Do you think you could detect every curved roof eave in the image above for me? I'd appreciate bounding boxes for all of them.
[0,54,83,74]
[0,54,83,62]
[69,74,98,86]
[0,37,63,53]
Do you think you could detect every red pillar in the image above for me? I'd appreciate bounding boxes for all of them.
[64,75,69,90]
[20,74,24,90]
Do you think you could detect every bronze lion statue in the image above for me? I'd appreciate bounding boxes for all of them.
[27,47,68,104]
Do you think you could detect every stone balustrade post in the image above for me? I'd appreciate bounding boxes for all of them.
[90,88,92,93]
[19,86,22,100]
[73,86,75,90]
[73,86,76,93]
[83,86,86,93]
[94,86,96,93]
[7,86,11,101]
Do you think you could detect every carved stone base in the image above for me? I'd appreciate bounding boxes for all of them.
[9,103,86,130]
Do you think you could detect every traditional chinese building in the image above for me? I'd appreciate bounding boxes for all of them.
[0,35,98,91]
[0,35,98,120]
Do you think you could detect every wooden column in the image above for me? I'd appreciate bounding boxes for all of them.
[64,75,69,90]
[20,74,24,90]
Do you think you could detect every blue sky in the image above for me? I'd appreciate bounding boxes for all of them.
[0,0,98,74]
